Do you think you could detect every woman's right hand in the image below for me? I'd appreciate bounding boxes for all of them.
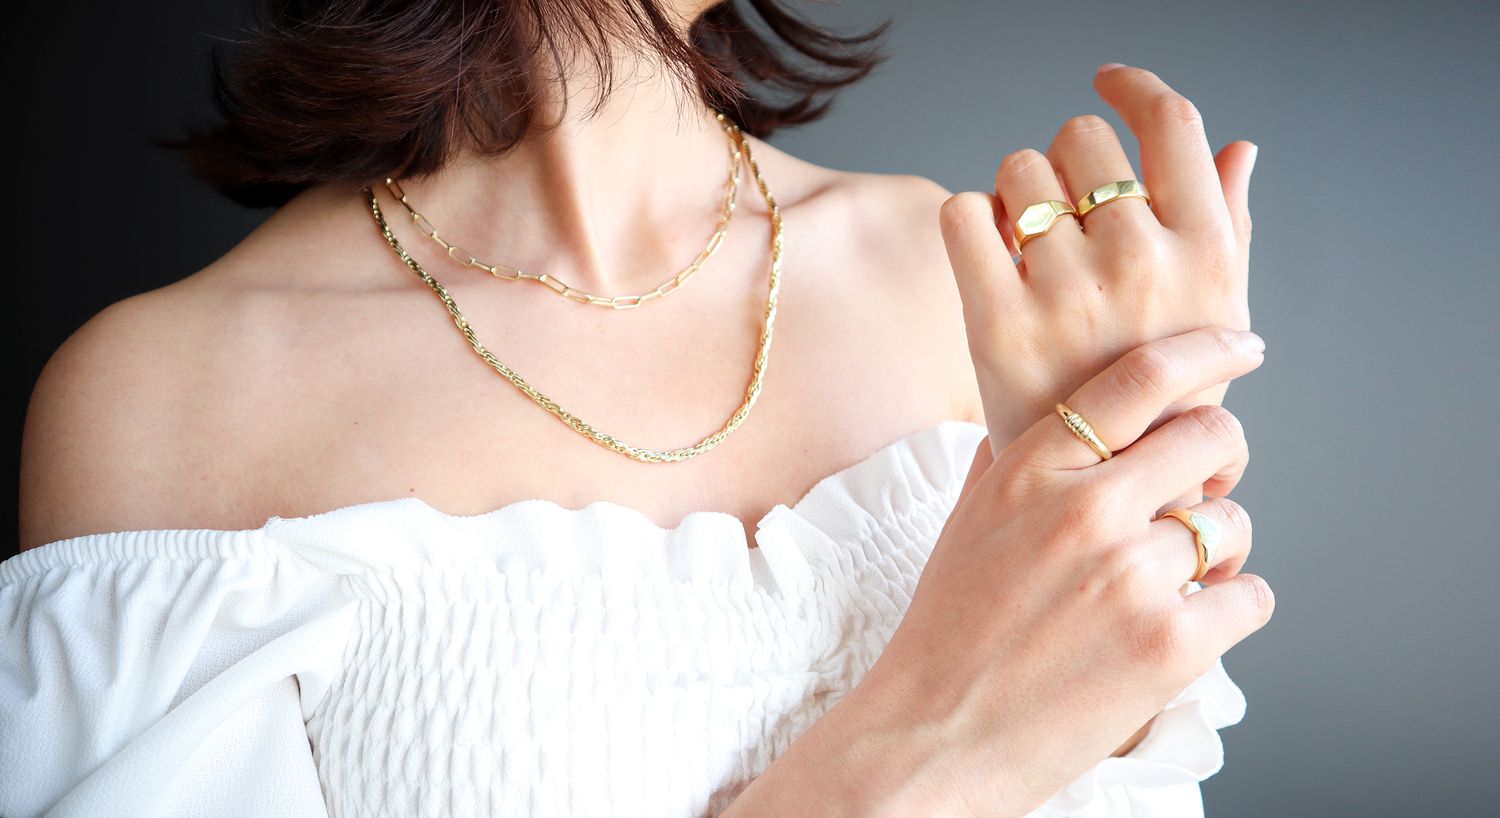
[837,325,1273,816]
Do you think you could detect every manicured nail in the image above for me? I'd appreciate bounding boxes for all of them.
[1236,330,1266,353]
[1247,142,1260,172]
[1097,62,1127,74]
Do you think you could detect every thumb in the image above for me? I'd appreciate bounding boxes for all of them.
[1182,572,1276,663]
[1213,140,1257,248]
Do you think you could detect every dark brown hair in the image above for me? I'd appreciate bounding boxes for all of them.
[159,0,892,208]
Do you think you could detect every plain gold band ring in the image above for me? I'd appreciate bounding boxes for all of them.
[1054,402,1113,462]
[1075,180,1151,220]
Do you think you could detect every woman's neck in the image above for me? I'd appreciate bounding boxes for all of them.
[382,63,739,297]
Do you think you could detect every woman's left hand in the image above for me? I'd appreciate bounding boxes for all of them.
[940,63,1258,458]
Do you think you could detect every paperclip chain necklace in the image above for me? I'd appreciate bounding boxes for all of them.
[383,111,743,310]
[362,112,783,464]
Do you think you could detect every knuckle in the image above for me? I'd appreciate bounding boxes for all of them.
[1053,503,1093,544]
[1207,325,1245,357]
[1054,480,1119,542]
[1056,114,1116,148]
[1053,497,1103,544]
[939,192,994,234]
[1184,404,1244,446]
[1117,343,1179,397]
[1074,473,1123,512]
[1106,237,1166,274]
[1243,574,1276,622]
[1129,607,1189,664]
[1149,93,1204,131]
[1214,497,1253,538]
[1110,545,1158,596]
[1193,233,1241,271]
[989,461,1038,507]
[997,148,1050,183]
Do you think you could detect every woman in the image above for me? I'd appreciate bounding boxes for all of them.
[4,0,1269,816]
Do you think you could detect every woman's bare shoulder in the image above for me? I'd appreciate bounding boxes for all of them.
[18,259,303,551]
[17,183,402,550]
[761,141,983,427]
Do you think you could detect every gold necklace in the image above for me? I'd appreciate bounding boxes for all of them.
[362,118,783,464]
[383,111,744,310]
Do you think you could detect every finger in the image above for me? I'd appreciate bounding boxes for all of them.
[1214,140,1258,249]
[1103,403,1250,508]
[1021,325,1265,471]
[1093,64,1233,237]
[1180,572,1275,665]
[1046,114,1159,243]
[993,148,1083,275]
[1147,496,1252,588]
[939,191,1026,329]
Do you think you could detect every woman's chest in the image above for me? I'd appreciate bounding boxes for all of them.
[250,272,963,544]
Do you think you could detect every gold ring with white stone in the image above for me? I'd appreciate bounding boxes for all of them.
[1075,180,1152,220]
[1014,200,1079,249]
[1159,508,1221,583]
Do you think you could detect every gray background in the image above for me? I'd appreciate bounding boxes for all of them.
[13,0,1497,815]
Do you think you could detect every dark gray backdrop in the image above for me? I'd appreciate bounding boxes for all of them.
[14,1,1497,815]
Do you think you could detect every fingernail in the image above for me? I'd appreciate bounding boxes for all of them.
[1247,142,1259,172]
[1237,330,1265,353]
[1097,62,1127,74]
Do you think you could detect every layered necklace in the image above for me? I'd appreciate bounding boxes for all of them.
[362,110,783,463]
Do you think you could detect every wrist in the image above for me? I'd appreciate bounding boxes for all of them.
[814,663,1036,818]
[720,672,976,817]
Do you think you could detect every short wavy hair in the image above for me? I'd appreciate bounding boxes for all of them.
[159,0,891,208]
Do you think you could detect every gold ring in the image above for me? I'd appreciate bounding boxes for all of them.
[1159,508,1221,582]
[1014,200,1079,249]
[1054,403,1112,462]
[1075,180,1152,219]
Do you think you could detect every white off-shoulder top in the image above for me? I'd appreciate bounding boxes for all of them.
[0,420,1245,818]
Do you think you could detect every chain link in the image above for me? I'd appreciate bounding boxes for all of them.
[362,113,783,463]
[383,111,744,310]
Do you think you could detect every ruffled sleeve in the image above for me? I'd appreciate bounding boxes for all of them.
[0,528,358,818]
[1031,658,1247,817]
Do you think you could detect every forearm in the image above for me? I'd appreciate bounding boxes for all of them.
[718,677,986,818]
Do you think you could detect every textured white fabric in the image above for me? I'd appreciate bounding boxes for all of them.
[1,420,1245,817]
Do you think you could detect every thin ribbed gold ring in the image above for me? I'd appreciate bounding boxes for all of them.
[1054,402,1113,462]
[1076,180,1152,220]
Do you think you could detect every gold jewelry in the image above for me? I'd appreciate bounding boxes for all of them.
[362,113,783,464]
[1159,508,1221,582]
[1075,180,1151,220]
[1014,200,1079,249]
[1053,402,1113,461]
[382,111,745,310]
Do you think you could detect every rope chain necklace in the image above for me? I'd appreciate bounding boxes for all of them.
[361,111,783,464]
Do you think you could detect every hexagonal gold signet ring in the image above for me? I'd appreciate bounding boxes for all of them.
[1076,179,1152,219]
[1013,200,1079,249]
